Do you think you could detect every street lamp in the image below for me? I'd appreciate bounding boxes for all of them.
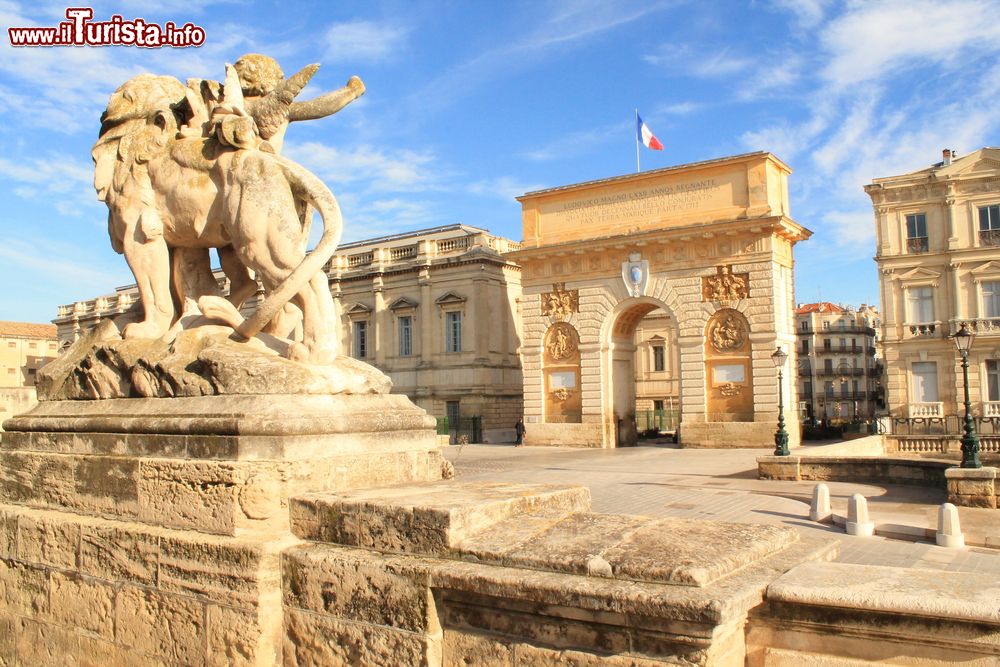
[951,324,982,468]
[771,346,790,456]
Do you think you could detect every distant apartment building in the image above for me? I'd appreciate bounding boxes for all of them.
[632,310,681,431]
[794,303,881,422]
[54,224,525,442]
[866,147,1000,418]
[0,321,59,388]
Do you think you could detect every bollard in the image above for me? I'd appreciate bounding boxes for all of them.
[936,503,965,548]
[846,493,875,537]
[809,483,831,522]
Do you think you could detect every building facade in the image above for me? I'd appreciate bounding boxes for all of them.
[794,302,881,422]
[0,321,59,389]
[867,148,1000,418]
[54,225,524,442]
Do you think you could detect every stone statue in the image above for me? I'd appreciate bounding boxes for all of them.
[92,57,365,365]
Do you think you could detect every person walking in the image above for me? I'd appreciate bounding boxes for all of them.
[514,418,525,446]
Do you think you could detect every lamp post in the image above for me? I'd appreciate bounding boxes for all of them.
[772,346,790,456]
[951,324,982,468]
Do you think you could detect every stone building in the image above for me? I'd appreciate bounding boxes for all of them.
[513,152,810,448]
[794,302,881,422]
[54,224,524,442]
[866,147,1000,418]
[632,310,681,432]
[0,321,58,389]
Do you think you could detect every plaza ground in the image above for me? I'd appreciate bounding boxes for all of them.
[444,443,1000,575]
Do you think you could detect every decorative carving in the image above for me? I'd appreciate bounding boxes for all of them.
[540,283,579,319]
[719,382,742,397]
[551,387,573,401]
[703,265,749,301]
[545,322,577,361]
[621,252,649,297]
[709,311,748,353]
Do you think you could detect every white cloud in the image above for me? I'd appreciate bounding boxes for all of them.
[644,45,750,77]
[323,20,409,64]
[820,0,1000,89]
[0,237,129,292]
[818,210,876,250]
[768,0,831,28]
[285,141,441,193]
[521,121,625,161]
[658,101,701,116]
[467,176,544,200]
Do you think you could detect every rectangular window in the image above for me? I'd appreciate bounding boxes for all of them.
[353,321,367,359]
[799,320,807,331]
[824,381,834,397]
[824,359,833,373]
[979,204,1000,246]
[804,381,812,395]
[911,362,939,402]
[801,340,809,354]
[28,341,36,349]
[905,213,928,253]
[823,321,830,330]
[398,316,412,356]
[983,281,1000,318]
[907,286,934,323]
[446,400,460,426]
[446,312,462,353]
[823,339,831,351]
[6,342,14,348]
[988,360,1000,402]
[838,320,846,330]
[653,399,664,412]
[653,345,665,372]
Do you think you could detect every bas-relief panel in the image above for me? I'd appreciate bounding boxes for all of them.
[704,308,753,422]
[543,322,582,423]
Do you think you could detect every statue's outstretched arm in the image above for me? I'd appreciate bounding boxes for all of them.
[288,76,365,122]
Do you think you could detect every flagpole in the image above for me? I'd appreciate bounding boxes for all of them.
[635,108,640,173]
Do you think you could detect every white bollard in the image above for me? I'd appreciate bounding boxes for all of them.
[846,493,875,537]
[936,502,965,548]
[809,483,831,522]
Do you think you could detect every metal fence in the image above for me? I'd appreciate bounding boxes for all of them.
[635,409,679,433]
[435,416,482,443]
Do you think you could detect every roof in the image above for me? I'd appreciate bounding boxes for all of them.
[795,302,845,315]
[518,151,789,199]
[0,321,58,339]
[869,147,1000,186]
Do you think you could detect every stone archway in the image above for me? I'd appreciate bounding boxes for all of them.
[512,152,810,448]
[603,298,681,447]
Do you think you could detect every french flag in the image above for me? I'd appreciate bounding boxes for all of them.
[636,113,663,150]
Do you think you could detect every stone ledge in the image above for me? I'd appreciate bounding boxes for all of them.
[766,562,1000,624]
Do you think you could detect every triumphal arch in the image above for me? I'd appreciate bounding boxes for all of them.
[512,152,811,448]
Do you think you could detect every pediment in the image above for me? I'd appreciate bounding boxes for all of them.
[346,302,372,315]
[435,291,467,306]
[895,267,941,282]
[937,148,1000,177]
[647,334,666,342]
[970,260,1000,277]
[389,297,418,310]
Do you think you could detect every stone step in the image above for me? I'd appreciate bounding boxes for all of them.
[290,480,807,587]
[289,481,592,555]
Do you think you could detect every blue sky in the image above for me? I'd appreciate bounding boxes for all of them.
[1,0,999,323]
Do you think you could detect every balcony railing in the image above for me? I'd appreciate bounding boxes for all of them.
[949,318,1000,336]
[984,401,1000,418]
[816,368,866,377]
[907,323,939,338]
[906,237,929,253]
[980,229,1000,247]
[909,401,944,418]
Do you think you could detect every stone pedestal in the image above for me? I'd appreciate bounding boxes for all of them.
[283,481,837,666]
[0,393,445,666]
[946,466,998,509]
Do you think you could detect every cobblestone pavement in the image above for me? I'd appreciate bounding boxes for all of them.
[444,443,1000,575]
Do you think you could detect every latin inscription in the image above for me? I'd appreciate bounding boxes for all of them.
[558,179,719,226]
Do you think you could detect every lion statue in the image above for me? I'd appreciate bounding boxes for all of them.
[92,61,362,364]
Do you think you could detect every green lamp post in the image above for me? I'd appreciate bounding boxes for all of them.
[772,345,790,456]
[951,323,982,469]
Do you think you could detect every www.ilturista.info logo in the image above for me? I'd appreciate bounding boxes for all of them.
[8,7,206,47]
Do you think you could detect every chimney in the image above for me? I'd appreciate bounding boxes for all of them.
[942,148,952,166]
